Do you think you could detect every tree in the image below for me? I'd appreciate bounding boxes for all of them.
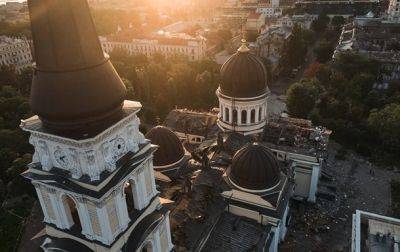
[368,103,400,149]
[0,21,31,37]
[281,24,308,69]
[0,65,17,87]
[16,67,33,95]
[304,62,327,79]
[311,14,330,34]
[91,9,140,36]
[314,40,334,63]
[109,48,131,64]
[331,16,345,29]
[333,52,379,80]
[286,81,317,118]
[216,29,232,43]
[246,32,258,42]
[0,148,18,178]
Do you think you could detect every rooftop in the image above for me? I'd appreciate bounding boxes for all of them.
[263,116,331,158]
[248,12,263,19]
[352,210,400,252]
[101,31,206,46]
[0,35,28,46]
[334,17,400,63]
[202,212,272,251]
[163,109,219,138]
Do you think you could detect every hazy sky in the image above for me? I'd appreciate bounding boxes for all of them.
[0,0,26,4]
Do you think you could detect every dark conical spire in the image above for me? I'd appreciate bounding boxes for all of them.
[28,0,126,132]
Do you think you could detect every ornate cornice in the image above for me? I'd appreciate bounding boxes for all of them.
[27,112,140,148]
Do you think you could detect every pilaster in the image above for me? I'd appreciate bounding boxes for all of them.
[138,171,149,208]
[48,192,64,229]
[255,108,260,123]
[34,186,50,223]
[153,229,162,252]
[165,213,174,250]
[77,199,94,240]
[97,204,114,245]
[308,165,320,203]
[115,189,130,230]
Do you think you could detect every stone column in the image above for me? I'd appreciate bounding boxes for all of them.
[153,229,162,252]
[48,192,64,229]
[308,165,320,203]
[262,105,266,121]
[229,108,233,124]
[138,171,148,208]
[165,214,174,250]
[255,107,260,123]
[77,199,94,240]
[115,188,130,230]
[149,160,157,196]
[34,186,50,223]
[58,196,73,229]
[246,109,251,124]
[238,109,242,126]
[97,204,114,245]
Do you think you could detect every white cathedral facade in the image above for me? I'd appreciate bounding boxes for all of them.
[22,102,173,251]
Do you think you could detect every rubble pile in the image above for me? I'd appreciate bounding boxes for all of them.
[164,109,219,138]
[168,166,226,250]
[264,117,331,157]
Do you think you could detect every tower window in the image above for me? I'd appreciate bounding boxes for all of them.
[61,195,82,232]
[141,241,154,252]
[232,109,238,124]
[241,110,247,124]
[124,180,139,213]
[251,109,256,123]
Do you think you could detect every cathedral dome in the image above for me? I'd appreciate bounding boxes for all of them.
[28,0,126,132]
[145,126,185,167]
[228,142,281,191]
[220,41,268,98]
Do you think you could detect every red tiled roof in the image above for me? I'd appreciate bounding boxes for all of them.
[248,12,262,19]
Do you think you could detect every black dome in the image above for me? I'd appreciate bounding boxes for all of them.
[220,43,268,98]
[228,142,281,191]
[145,126,185,167]
[28,0,126,132]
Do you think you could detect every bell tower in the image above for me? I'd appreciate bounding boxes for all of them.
[21,0,173,251]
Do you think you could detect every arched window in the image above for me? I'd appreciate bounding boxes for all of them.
[251,109,256,123]
[232,109,238,124]
[241,110,247,124]
[124,180,139,213]
[225,107,229,122]
[61,195,82,232]
[141,241,153,252]
[259,107,262,121]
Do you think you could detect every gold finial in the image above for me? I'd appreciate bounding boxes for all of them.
[238,39,250,53]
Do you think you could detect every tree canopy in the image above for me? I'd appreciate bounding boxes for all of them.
[286,52,400,163]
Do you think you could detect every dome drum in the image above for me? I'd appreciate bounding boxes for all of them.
[217,90,268,135]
